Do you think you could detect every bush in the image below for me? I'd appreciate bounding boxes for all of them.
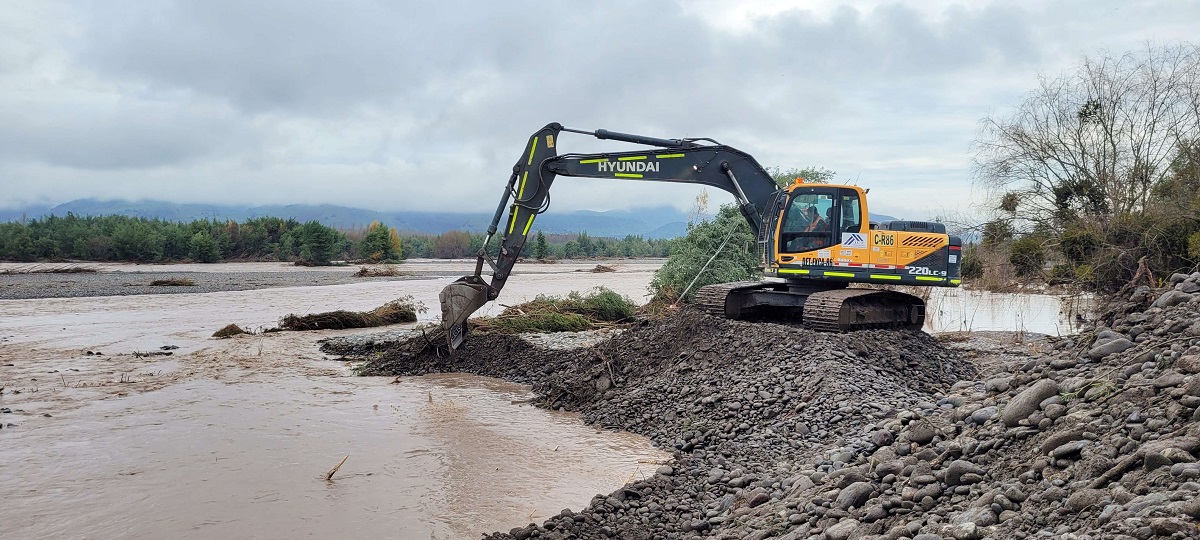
[1059,226,1101,264]
[960,244,984,279]
[1048,263,1074,285]
[1074,263,1096,286]
[1008,236,1045,277]
[650,204,758,302]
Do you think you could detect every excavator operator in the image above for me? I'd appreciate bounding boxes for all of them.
[804,206,828,233]
[784,206,828,252]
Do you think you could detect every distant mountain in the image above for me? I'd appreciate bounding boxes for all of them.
[7,199,692,239]
[0,205,51,224]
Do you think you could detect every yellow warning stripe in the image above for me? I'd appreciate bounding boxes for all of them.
[618,155,646,161]
[915,276,944,282]
[615,173,643,178]
[527,137,538,166]
[656,153,685,158]
[950,279,962,285]
[579,158,606,164]
[518,171,528,199]
[824,271,855,278]
[522,215,535,235]
[870,274,902,280]
[506,206,518,234]
[777,268,810,275]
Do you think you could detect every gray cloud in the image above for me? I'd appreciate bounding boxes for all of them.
[1,0,1197,219]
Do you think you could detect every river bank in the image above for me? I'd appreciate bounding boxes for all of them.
[334,276,1200,539]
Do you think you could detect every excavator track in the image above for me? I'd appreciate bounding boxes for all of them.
[693,281,773,317]
[693,282,925,332]
[803,288,925,332]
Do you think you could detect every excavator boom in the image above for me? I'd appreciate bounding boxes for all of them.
[439,123,961,350]
[439,123,781,348]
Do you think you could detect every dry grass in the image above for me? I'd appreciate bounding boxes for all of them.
[277,296,427,331]
[212,323,248,338]
[149,278,196,286]
[590,264,617,273]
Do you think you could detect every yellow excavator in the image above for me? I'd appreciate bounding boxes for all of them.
[439,123,962,348]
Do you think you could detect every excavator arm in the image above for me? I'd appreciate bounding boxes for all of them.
[438,122,782,349]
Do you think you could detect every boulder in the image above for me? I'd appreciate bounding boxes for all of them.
[1002,379,1059,427]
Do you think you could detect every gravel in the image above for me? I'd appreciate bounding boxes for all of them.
[0,270,418,299]
[326,272,1200,539]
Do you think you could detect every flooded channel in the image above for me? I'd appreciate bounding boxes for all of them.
[0,261,1087,538]
[0,265,667,540]
[5,375,663,539]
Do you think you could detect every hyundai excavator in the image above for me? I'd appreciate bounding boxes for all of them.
[439,123,962,349]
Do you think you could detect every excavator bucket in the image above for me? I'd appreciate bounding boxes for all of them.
[438,276,491,350]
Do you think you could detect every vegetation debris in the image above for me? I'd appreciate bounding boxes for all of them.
[149,278,196,286]
[352,265,403,277]
[212,324,248,338]
[0,265,98,274]
[277,296,426,331]
[590,264,616,273]
[471,287,637,334]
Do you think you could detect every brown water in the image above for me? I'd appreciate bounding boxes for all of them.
[0,270,667,540]
[4,374,661,539]
[0,264,1088,539]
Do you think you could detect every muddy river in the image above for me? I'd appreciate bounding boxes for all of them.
[0,261,1084,539]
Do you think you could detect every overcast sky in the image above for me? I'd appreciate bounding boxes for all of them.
[2,1,1197,220]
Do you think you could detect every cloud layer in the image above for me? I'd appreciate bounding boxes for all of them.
[2,0,1197,219]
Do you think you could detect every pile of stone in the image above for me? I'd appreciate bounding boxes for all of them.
[333,273,1200,539]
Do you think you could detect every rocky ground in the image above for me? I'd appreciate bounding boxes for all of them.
[327,274,1200,540]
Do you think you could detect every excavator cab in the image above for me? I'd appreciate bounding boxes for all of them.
[775,184,867,256]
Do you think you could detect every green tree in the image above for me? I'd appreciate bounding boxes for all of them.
[111,221,163,262]
[298,221,341,265]
[768,166,836,187]
[534,231,549,259]
[650,204,758,302]
[188,231,222,263]
[359,221,399,262]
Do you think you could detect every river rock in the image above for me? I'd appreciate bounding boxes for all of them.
[824,519,860,540]
[1152,290,1194,308]
[1002,379,1059,427]
[836,481,875,510]
[1088,338,1135,360]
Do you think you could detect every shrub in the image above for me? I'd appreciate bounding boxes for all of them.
[649,204,758,302]
[960,244,984,279]
[1059,226,1101,264]
[1008,236,1045,277]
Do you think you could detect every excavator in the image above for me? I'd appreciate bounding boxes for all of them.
[438,123,962,349]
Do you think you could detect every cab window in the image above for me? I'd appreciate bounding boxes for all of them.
[839,190,862,233]
[780,191,835,253]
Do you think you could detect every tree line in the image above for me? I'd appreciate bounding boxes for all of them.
[0,213,670,264]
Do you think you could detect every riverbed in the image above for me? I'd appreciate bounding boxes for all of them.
[0,260,1086,539]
